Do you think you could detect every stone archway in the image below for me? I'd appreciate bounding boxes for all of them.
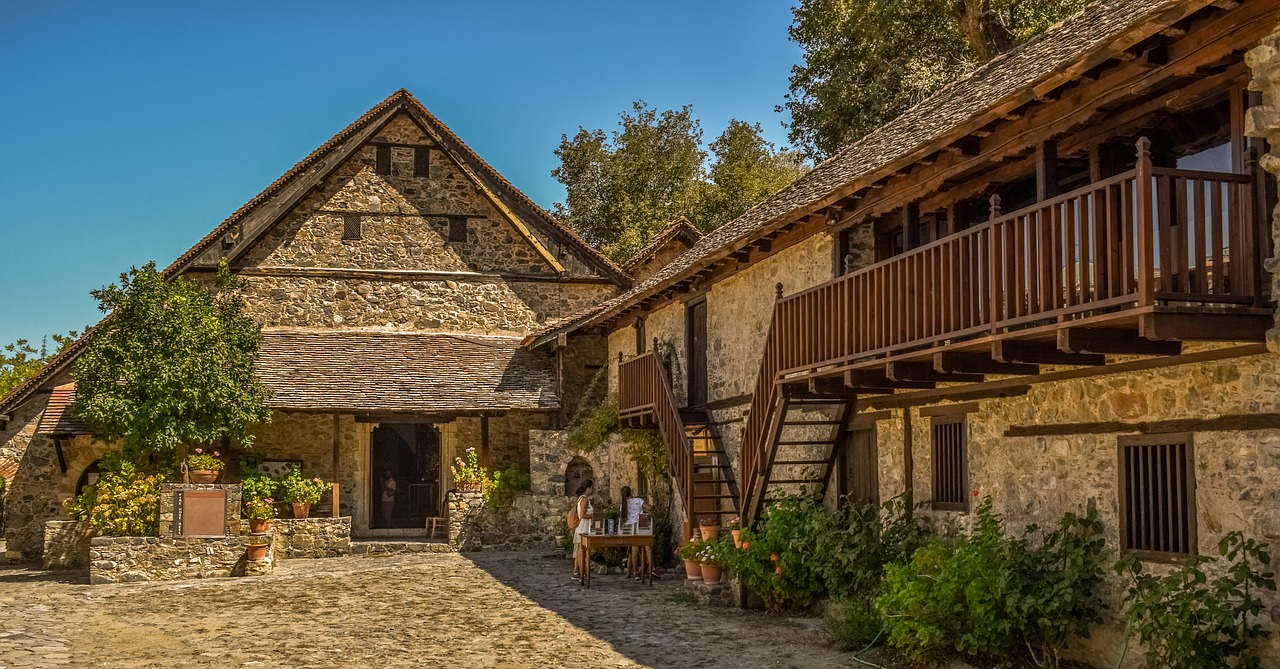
[56,436,113,508]
[564,456,594,497]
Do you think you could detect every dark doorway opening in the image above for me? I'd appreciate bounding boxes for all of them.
[686,299,708,406]
[371,423,441,529]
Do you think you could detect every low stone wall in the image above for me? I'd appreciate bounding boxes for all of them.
[448,491,568,551]
[89,534,274,584]
[270,517,351,558]
[42,520,95,571]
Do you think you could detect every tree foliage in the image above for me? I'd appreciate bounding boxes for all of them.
[0,332,77,398]
[783,0,1087,160]
[72,260,272,459]
[553,102,805,264]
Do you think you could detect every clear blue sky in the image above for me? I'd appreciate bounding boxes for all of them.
[0,1,802,347]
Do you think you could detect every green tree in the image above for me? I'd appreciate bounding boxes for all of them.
[553,103,806,264]
[0,332,77,398]
[72,259,272,461]
[784,0,1087,160]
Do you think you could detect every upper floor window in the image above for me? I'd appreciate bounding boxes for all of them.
[448,217,468,243]
[1118,433,1196,559]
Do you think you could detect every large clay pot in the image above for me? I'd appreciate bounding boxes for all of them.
[189,470,218,484]
[700,524,720,541]
[246,543,268,561]
[732,529,742,548]
[455,481,482,493]
[700,563,723,585]
[292,502,310,519]
[248,519,273,535]
[684,558,703,580]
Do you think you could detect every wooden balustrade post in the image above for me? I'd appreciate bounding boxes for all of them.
[1135,137,1155,306]
[988,194,1002,334]
[1244,146,1262,306]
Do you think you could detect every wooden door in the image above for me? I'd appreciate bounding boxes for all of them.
[686,300,708,406]
[841,428,879,505]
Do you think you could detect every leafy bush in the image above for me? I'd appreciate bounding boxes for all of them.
[823,597,884,652]
[279,467,328,504]
[243,496,276,520]
[68,454,162,536]
[240,471,280,504]
[566,393,619,453]
[450,447,488,486]
[186,447,224,471]
[483,464,530,507]
[1117,531,1275,669]
[723,495,827,612]
[874,498,1107,665]
[816,495,930,602]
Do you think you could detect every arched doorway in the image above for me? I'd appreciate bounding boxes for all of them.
[370,424,441,529]
[564,457,594,497]
[75,459,103,497]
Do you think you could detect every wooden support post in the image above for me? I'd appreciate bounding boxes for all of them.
[331,414,341,514]
[480,416,491,469]
[904,202,921,249]
[331,482,340,519]
[1037,140,1059,201]
[1134,137,1155,307]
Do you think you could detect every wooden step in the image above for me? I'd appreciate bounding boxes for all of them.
[783,420,843,426]
[766,478,826,484]
[694,493,738,500]
[772,459,831,466]
[776,440,837,446]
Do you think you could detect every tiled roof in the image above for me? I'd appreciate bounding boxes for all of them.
[34,383,94,436]
[621,216,705,273]
[525,0,1197,346]
[256,330,558,413]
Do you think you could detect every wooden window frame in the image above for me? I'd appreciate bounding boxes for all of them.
[1118,432,1197,562]
[838,425,880,506]
[930,416,969,512]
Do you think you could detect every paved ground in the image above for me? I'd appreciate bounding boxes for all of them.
[0,551,869,668]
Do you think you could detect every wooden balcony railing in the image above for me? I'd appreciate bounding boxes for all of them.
[617,351,694,535]
[772,138,1261,378]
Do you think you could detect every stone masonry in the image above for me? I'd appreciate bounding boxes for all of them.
[89,534,274,584]
[270,517,351,558]
[1247,22,1280,351]
[42,520,94,571]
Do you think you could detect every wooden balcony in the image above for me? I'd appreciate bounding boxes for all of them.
[771,139,1269,386]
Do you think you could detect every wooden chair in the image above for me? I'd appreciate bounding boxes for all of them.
[425,516,447,539]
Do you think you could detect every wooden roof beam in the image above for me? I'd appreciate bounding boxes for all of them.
[845,370,936,390]
[886,361,983,384]
[1057,327,1181,355]
[934,352,1039,376]
[993,340,1105,367]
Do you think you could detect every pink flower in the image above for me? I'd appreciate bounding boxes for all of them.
[194,448,203,454]
[213,451,220,457]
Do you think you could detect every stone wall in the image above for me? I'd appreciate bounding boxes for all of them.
[1247,24,1280,351]
[42,520,94,571]
[1,398,60,561]
[270,517,351,558]
[447,490,575,552]
[89,534,273,584]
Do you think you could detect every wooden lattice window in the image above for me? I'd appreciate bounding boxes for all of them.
[414,146,430,178]
[1119,433,1196,559]
[448,217,468,243]
[930,417,968,511]
[342,214,361,241]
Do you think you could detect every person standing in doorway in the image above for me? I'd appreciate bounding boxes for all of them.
[381,471,397,528]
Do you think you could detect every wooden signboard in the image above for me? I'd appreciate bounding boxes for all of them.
[175,490,227,538]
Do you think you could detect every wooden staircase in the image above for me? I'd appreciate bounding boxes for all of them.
[618,352,741,540]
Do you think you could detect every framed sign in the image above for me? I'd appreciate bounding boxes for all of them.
[176,490,227,538]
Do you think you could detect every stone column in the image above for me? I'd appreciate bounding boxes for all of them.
[1246,23,1280,351]
[447,491,486,551]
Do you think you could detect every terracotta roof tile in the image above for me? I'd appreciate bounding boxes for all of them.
[256,330,558,413]
[35,383,94,436]
[621,216,705,273]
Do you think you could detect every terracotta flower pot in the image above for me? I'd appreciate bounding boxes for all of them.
[248,518,272,535]
[456,481,482,493]
[189,470,218,484]
[700,563,722,585]
[732,529,742,548]
[292,502,310,519]
[699,524,719,541]
[683,558,703,580]
[246,543,268,561]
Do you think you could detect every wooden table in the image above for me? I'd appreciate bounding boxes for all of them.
[579,533,654,588]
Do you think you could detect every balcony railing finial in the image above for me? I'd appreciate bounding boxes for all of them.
[775,282,784,300]
[988,194,1002,221]
[653,336,659,353]
[1135,135,1151,161]
[844,253,856,274]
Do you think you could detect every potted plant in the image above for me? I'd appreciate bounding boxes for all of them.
[187,448,224,483]
[698,516,720,541]
[245,496,276,534]
[450,447,487,493]
[245,537,269,561]
[280,468,328,519]
[728,516,743,548]
[676,540,703,580]
[697,540,725,585]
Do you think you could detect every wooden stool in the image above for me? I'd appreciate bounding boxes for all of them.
[425,517,447,539]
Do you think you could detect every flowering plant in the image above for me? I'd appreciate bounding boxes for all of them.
[676,540,703,561]
[728,516,742,530]
[280,467,328,504]
[699,517,719,527]
[450,447,489,486]
[244,497,276,521]
[187,448,224,471]
[696,540,726,566]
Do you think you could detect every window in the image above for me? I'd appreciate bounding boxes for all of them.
[375,145,391,175]
[930,417,968,511]
[414,146,430,178]
[342,214,361,241]
[448,217,468,243]
[840,427,879,504]
[1119,433,1196,559]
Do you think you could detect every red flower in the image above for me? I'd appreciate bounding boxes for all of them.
[971,488,980,497]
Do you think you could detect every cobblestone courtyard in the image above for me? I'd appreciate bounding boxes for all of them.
[0,550,861,668]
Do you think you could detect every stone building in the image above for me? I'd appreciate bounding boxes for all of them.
[0,90,627,559]
[531,0,1280,664]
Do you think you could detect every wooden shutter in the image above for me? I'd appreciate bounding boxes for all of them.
[342,214,361,241]
[686,300,708,406]
[1119,433,1196,559]
[414,146,430,177]
[375,145,391,175]
[840,427,879,504]
[930,417,968,511]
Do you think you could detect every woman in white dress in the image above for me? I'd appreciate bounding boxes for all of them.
[572,480,594,580]
[619,485,652,579]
